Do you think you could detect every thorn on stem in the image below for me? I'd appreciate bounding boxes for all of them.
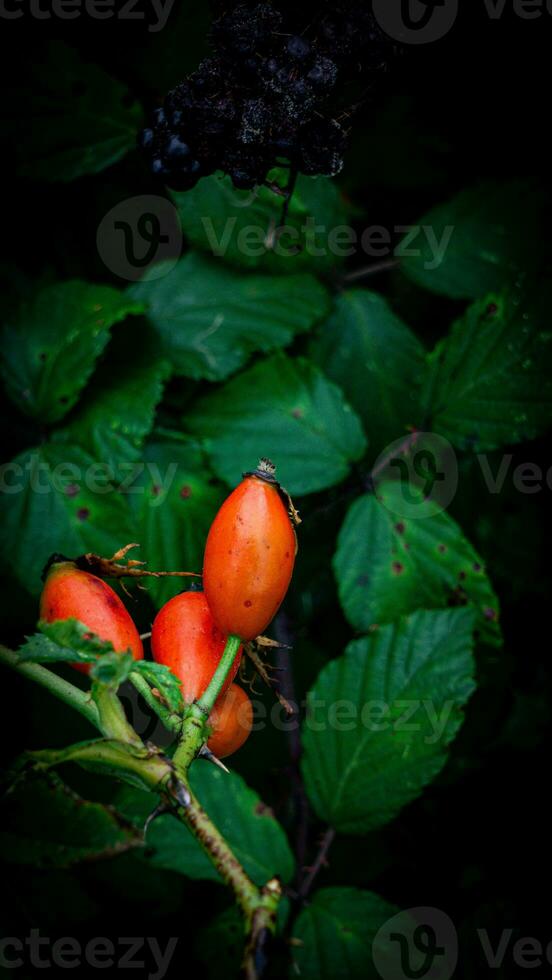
[198,744,230,774]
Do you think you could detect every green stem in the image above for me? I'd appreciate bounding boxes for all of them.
[92,683,144,747]
[173,634,242,773]
[197,634,241,714]
[129,672,181,734]
[0,644,100,729]
[3,635,280,976]
[25,738,175,794]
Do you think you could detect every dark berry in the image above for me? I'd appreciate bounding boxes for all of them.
[165,135,191,162]
[138,128,154,149]
[151,158,169,177]
[287,35,310,60]
[307,57,338,92]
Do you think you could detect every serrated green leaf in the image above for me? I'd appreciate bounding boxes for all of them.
[0,774,140,868]
[291,888,405,980]
[55,326,170,473]
[334,482,501,644]
[132,661,184,714]
[6,42,142,181]
[186,353,367,495]
[399,180,546,299]
[19,618,117,664]
[301,608,476,833]
[1,280,144,424]
[423,284,552,452]
[129,252,330,381]
[174,168,347,274]
[0,444,133,595]
[309,290,426,454]
[115,764,294,885]
[129,434,221,607]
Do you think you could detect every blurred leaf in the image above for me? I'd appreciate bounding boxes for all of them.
[399,181,545,299]
[129,252,330,381]
[290,888,403,980]
[129,433,222,607]
[132,661,183,714]
[6,42,142,181]
[0,443,133,594]
[174,169,347,274]
[1,280,144,424]
[19,618,117,665]
[187,353,367,494]
[56,327,170,472]
[115,764,294,885]
[423,285,552,452]
[334,482,501,645]
[0,774,141,868]
[301,608,476,833]
[309,290,426,455]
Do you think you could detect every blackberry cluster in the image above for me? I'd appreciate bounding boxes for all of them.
[139,2,392,191]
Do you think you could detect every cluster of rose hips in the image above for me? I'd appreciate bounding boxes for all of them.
[40,460,296,759]
[139,1,391,191]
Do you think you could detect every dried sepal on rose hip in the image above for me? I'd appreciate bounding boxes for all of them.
[40,558,143,674]
[203,458,299,642]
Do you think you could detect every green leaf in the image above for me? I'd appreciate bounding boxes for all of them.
[132,661,184,714]
[301,608,476,833]
[423,285,552,452]
[187,353,367,495]
[334,482,501,645]
[128,252,330,382]
[19,618,117,665]
[6,42,142,181]
[0,774,140,868]
[129,434,222,607]
[0,444,133,595]
[290,888,404,980]
[1,280,144,424]
[309,290,426,455]
[55,327,170,473]
[173,169,348,274]
[399,181,545,299]
[115,764,294,886]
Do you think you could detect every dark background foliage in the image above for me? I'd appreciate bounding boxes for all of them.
[1,3,551,978]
